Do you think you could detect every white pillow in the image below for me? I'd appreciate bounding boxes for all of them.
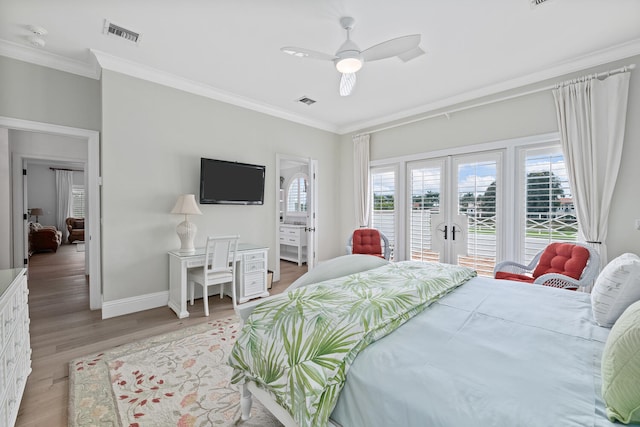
[591,253,640,327]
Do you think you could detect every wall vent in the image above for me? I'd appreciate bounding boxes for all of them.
[530,0,551,6]
[103,19,141,44]
[297,96,316,106]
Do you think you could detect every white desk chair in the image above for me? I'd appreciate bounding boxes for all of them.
[188,235,240,316]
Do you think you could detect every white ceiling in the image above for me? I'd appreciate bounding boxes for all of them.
[1,0,639,134]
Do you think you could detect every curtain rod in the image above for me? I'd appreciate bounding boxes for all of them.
[356,63,636,137]
[49,167,83,172]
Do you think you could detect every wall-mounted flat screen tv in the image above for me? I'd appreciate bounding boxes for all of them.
[200,157,265,205]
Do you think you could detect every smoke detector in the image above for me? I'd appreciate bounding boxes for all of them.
[27,35,45,48]
[103,19,142,45]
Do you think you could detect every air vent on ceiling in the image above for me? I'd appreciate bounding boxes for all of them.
[530,0,551,6]
[103,19,141,44]
[297,96,316,106]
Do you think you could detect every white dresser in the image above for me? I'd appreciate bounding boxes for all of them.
[0,268,31,427]
[279,224,307,266]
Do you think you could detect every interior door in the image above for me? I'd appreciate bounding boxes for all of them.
[22,159,29,267]
[305,159,318,269]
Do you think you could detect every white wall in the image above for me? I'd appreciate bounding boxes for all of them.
[100,70,341,302]
[338,54,640,262]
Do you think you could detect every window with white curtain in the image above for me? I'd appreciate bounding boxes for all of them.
[520,145,576,264]
[371,166,396,260]
[369,134,574,268]
[72,185,85,218]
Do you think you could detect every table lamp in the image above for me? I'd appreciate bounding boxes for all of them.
[171,194,202,254]
[30,208,44,222]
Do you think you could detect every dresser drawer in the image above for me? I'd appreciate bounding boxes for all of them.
[243,273,265,296]
[282,235,300,245]
[243,251,265,263]
[245,260,265,274]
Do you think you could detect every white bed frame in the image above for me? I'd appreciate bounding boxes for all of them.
[234,255,390,427]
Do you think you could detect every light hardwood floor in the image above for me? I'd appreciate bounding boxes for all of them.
[15,244,306,427]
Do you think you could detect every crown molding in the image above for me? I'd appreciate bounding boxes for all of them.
[0,39,100,80]
[90,49,338,134]
[338,38,640,135]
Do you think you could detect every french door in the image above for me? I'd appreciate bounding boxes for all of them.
[407,151,502,276]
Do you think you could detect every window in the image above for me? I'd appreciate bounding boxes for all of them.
[72,185,85,218]
[369,133,573,271]
[286,174,307,214]
[371,167,396,260]
[520,146,575,263]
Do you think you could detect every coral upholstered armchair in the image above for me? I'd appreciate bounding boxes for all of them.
[346,228,391,260]
[493,242,600,291]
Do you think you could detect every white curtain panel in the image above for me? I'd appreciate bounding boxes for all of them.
[353,134,371,228]
[55,170,74,242]
[552,72,631,268]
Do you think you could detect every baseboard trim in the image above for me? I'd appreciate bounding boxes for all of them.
[101,291,169,319]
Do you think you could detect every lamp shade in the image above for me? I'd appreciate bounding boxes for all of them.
[30,208,44,216]
[171,194,202,215]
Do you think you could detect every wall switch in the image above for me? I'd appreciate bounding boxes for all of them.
[636,219,640,231]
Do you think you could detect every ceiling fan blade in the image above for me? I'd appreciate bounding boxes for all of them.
[280,46,335,61]
[361,34,421,62]
[339,73,356,96]
[397,46,425,62]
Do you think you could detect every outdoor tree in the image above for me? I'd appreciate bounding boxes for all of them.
[412,191,440,209]
[476,171,565,217]
[526,171,565,214]
[373,193,394,210]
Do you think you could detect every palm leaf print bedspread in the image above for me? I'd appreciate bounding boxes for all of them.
[228,261,476,427]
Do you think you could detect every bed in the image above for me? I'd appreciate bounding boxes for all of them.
[228,255,637,427]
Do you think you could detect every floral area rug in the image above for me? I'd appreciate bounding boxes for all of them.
[69,317,282,427]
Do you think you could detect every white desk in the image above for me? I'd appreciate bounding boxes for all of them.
[168,243,269,318]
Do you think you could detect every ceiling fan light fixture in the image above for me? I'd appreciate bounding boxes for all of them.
[335,52,363,73]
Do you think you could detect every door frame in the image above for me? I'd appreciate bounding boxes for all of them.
[1,116,102,310]
[274,153,318,282]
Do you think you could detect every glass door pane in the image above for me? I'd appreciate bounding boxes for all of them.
[454,155,500,276]
[408,160,443,263]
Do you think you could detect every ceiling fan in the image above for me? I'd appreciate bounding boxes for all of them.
[281,16,424,96]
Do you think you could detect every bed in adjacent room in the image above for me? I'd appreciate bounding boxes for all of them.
[229,254,640,427]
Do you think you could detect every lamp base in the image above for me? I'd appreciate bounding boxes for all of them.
[176,220,197,254]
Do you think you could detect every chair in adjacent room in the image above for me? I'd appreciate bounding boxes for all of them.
[493,242,600,290]
[346,228,391,260]
[188,235,239,316]
[66,217,85,243]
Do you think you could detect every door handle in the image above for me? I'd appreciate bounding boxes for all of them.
[443,225,448,240]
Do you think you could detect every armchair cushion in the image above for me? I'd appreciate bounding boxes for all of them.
[494,271,534,283]
[351,229,384,258]
[532,242,590,280]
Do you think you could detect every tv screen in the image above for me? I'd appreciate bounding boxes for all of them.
[199,158,265,205]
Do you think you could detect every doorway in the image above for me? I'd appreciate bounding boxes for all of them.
[274,154,318,282]
[1,116,102,310]
[407,151,503,276]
